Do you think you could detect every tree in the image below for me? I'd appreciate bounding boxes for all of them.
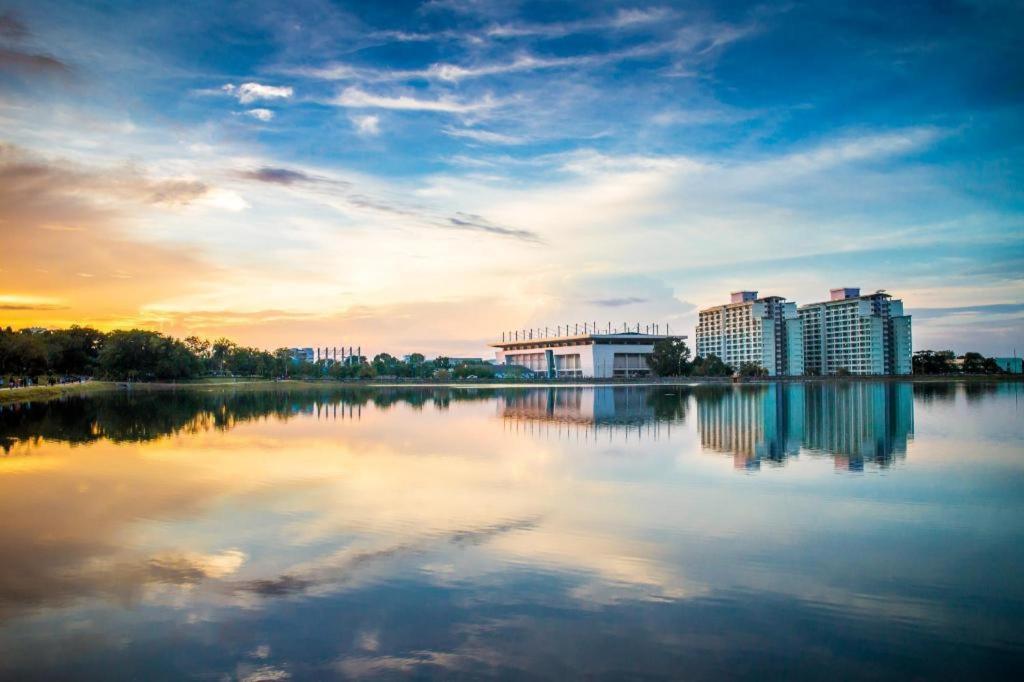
[913,350,956,375]
[45,326,105,375]
[691,354,732,377]
[98,330,198,380]
[0,329,48,377]
[372,352,400,376]
[962,352,1002,374]
[434,356,451,370]
[646,338,692,377]
[738,362,768,378]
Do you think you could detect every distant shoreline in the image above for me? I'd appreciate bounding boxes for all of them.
[1,374,1020,407]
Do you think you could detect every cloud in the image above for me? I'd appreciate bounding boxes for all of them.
[331,87,496,113]
[0,143,209,207]
[0,12,28,40]
[485,7,676,39]
[449,212,540,242]
[911,303,1024,320]
[351,114,380,135]
[238,166,321,186]
[0,12,70,80]
[246,108,274,121]
[222,82,293,104]
[0,47,70,78]
[588,297,649,307]
[443,127,525,145]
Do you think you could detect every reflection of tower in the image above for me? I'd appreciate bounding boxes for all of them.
[696,383,914,471]
[696,386,800,469]
[801,382,914,469]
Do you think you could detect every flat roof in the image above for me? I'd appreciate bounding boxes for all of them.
[698,295,788,314]
[491,332,686,349]
[798,291,894,309]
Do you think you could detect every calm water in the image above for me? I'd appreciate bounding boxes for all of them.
[1,382,1022,680]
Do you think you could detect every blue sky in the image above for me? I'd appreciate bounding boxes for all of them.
[1,0,1022,355]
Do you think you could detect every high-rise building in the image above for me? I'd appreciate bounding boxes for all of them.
[695,291,804,376]
[798,288,912,376]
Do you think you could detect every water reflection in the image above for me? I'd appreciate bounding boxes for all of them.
[0,383,1022,679]
[0,383,919,468]
[697,384,914,470]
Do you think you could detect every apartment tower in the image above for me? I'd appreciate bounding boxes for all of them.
[798,288,912,376]
[695,291,805,376]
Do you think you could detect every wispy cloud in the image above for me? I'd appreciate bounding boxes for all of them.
[238,166,327,186]
[449,212,539,242]
[331,87,496,113]
[0,12,70,79]
[485,7,677,39]
[588,297,649,307]
[443,126,525,145]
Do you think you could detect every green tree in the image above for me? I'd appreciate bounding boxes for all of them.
[962,352,1002,374]
[45,326,105,375]
[912,350,956,375]
[98,330,198,380]
[0,329,48,377]
[738,362,768,378]
[691,354,732,377]
[646,338,692,376]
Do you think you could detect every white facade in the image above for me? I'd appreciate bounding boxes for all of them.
[695,291,804,376]
[492,332,686,379]
[799,288,912,376]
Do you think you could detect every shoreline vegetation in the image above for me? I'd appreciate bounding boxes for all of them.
[1,326,1018,407]
[1,374,1019,407]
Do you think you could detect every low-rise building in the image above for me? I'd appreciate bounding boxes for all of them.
[798,288,912,376]
[695,291,804,376]
[994,357,1023,374]
[491,330,686,379]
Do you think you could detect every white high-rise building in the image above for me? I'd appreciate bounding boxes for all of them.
[695,291,804,376]
[798,288,912,376]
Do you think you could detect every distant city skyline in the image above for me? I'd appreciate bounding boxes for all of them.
[1,1,1022,356]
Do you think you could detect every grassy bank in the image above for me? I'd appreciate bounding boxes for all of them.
[2,374,1019,407]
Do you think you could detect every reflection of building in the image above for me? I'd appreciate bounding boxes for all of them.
[696,383,915,470]
[799,288,912,376]
[696,291,804,376]
[801,383,914,470]
[492,330,687,378]
[499,387,688,441]
[501,387,657,424]
[696,386,802,469]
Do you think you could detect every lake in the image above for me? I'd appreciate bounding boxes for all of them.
[1,382,1022,680]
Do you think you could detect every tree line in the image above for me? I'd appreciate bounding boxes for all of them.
[0,326,505,383]
[912,350,1008,375]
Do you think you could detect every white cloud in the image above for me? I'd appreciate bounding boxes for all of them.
[246,108,274,121]
[331,87,496,113]
[442,126,525,145]
[222,82,294,105]
[351,114,380,136]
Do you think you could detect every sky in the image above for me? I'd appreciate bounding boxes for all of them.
[0,0,1022,357]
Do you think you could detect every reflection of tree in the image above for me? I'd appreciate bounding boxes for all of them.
[913,383,956,404]
[0,387,504,452]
